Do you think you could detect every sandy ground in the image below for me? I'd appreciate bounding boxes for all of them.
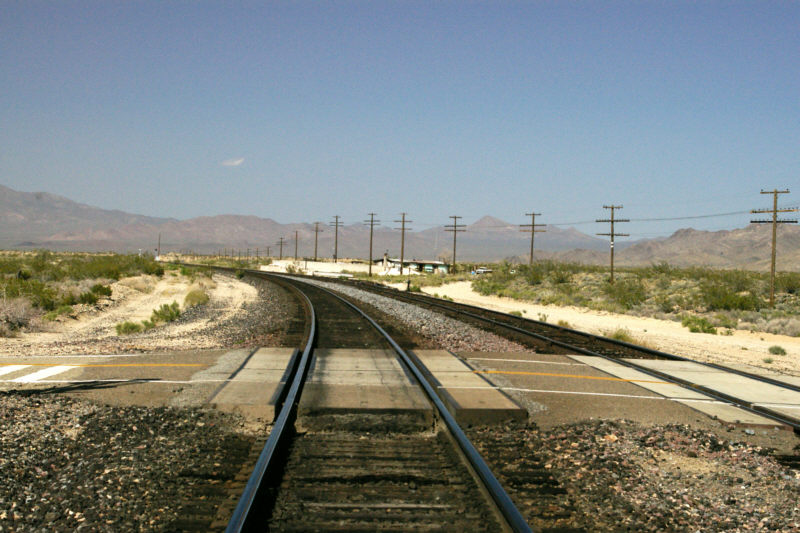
[415,281,800,377]
[0,272,258,355]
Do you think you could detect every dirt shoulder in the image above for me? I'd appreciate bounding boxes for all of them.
[421,281,800,377]
[0,272,260,356]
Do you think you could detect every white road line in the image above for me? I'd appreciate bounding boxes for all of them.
[467,358,582,366]
[12,366,74,383]
[753,402,800,410]
[441,385,729,403]
[0,365,31,377]
[0,353,143,359]
[0,378,239,384]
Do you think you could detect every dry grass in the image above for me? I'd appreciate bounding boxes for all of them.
[118,275,157,293]
[0,297,34,337]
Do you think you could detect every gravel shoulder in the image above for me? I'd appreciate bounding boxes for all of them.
[419,281,800,377]
[0,272,293,356]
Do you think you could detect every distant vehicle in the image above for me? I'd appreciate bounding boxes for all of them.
[474,267,493,275]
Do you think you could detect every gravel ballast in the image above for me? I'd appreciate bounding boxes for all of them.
[0,392,256,532]
[306,279,533,353]
[469,419,800,532]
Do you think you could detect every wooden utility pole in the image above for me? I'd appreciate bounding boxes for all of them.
[330,216,343,262]
[751,189,798,307]
[596,205,629,284]
[520,212,546,266]
[157,233,161,258]
[394,213,412,276]
[444,216,466,273]
[364,213,380,277]
[312,222,323,262]
[294,230,299,260]
[266,246,271,258]
[277,237,285,260]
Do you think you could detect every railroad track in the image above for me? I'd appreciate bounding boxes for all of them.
[225,274,533,532]
[310,277,800,433]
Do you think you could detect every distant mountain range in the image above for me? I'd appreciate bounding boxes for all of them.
[2,184,798,271]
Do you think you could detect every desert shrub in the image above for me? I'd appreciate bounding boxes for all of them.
[763,357,773,364]
[43,304,73,321]
[508,310,523,317]
[78,291,98,305]
[557,319,571,328]
[700,283,762,311]
[681,315,717,334]
[0,297,33,332]
[235,269,245,279]
[90,283,112,297]
[115,321,143,335]
[604,328,635,343]
[775,273,800,295]
[764,318,800,337]
[151,301,180,323]
[184,289,210,307]
[603,278,647,310]
[768,345,787,355]
[648,261,675,276]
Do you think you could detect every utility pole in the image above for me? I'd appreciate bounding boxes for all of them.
[394,213,412,276]
[266,246,271,258]
[277,237,285,260]
[157,233,161,259]
[256,248,259,260]
[364,213,380,277]
[444,215,466,273]
[294,230,299,261]
[596,205,629,284]
[312,222,323,262]
[330,216,343,263]
[751,189,798,307]
[520,212,546,266]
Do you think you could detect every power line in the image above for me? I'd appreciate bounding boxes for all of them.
[330,215,343,263]
[751,189,797,308]
[444,215,466,273]
[520,212,546,266]
[394,213,412,276]
[364,213,380,277]
[596,205,629,284]
[312,222,323,261]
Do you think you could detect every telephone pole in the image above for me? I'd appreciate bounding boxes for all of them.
[364,213,380,277]
[294,230,299,261]
[330,216,343,262]
[276,237,285,260]
[444,215,466,273]
[266,246,271,258]
[751,189,798,307]
[394,213,412,276]
[520,212,546,266]
[312,222,323,262]
[596,205,629,284]
[157,233,161,259]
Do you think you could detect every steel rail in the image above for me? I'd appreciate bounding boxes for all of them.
[225,278,316,533]
[357,280,800,394]
[338,280,800,432]
[348,279,800,393]
[286,276,533,533]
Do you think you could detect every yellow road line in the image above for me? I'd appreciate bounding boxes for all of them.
[474,369,669,384]
[0,363,206,368]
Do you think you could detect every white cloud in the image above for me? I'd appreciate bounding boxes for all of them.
[221,157,244,167]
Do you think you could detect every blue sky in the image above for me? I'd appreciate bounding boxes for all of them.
[2,1,798,238]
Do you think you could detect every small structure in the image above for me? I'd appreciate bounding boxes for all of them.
[377,258,449,275]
